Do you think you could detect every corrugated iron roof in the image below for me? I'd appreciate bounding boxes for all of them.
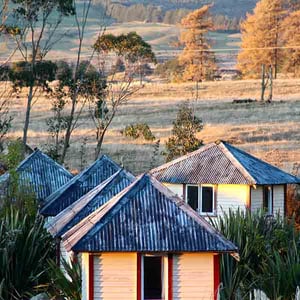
[150,141,300,185]
[62,174,237,253]
[40,155,121,217]
[46,169,135,238]
[0,150,73,202]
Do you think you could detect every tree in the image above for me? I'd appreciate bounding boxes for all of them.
[178,5,216,88]
[281,11,300,77]
[163,101,203,162]
[91,32,156,159]
[237,0,286,79]
[5,0,74,148]
[58,0,107,164]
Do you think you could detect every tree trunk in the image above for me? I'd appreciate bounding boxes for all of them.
[268,65,273,102]
[60,94,77,164]
[22,83,34,147]
[261,64,266,101]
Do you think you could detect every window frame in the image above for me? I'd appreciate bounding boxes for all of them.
[263,185,273,216]
[185,184,216,216]
[141,254,167,300]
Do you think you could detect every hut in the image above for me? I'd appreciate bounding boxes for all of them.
[150,141,300,218]
[40,155,121,217]
[0,149,73,204]
[62,174,237,300]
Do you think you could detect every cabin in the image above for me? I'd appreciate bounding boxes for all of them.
[40,155,122,217]
[0,149,73,204]
[150,141,300,218]
[62,174,237,300]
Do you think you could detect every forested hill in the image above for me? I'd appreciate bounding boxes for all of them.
[105,0,257,18]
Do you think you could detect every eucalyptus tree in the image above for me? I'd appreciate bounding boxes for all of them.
[5,0,75,147]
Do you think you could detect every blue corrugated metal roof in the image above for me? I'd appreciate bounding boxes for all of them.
[223,142,300,185]
[0,150,73,202]
[63,174,237,253]
[40,155,121,216]
[46,169,135,237]
[150,141,300,185]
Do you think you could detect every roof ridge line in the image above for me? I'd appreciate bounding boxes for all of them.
[47,171,122,236]
[150,143,215,174]
[41,155,110,212]
[218,142,256,184]
[62,174,146,251]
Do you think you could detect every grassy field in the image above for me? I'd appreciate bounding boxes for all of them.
[3,78,300,175]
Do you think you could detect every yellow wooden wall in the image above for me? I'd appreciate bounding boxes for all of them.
[94,253,137,300]
[173,253,215,300]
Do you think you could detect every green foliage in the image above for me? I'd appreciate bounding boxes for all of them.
[94,32,156,64]
[163,101,203,162]
[210,209,300,299]
[8,60,57,91]
[155,58,184,82]
[0,206,55,300]
[47,258,81,300]
[0,99,13,152]
[121,123,156,141]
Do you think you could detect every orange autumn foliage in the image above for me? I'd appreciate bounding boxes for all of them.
[179,5,216,82]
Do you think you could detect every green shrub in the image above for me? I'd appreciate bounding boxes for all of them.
[121,123,156,141]
[210,209,300,299]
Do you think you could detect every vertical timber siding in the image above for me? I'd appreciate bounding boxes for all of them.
[173,253,214,300]
[273,185,285,217]
[94,253,137,300]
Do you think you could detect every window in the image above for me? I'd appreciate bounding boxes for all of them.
[186,185,215,215]
[263,185,273,215]
[142,256,165,300]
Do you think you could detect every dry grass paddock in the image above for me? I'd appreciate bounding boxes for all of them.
[2,78,300,175]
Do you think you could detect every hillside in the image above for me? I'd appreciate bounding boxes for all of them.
[98,0,258,20]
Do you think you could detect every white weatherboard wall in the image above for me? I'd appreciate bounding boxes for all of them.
[251,185,285,216]
[163,183,184,198]
[163,183,249,216]
[94,253,137,300]
[273,185,285,217]
[251,186,263,213]
[216,184,249,216]
[173,253,215,300]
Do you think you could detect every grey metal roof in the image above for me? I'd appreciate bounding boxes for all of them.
[40,155,121,217]
[0,150,73,202]
[62,174,237,253]
[46,169,135,238]
[150,141,300,185]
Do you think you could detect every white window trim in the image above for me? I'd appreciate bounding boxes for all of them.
[185,184,216,216]
[264,185,273,216]
[141,254,167,300]
[200,184,215,216]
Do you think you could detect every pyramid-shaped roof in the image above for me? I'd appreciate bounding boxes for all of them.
[150,141,300,185]
[0,149,73,202]
[62,174,237,253]
[46,169,135,237]
[40,155,121,216]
